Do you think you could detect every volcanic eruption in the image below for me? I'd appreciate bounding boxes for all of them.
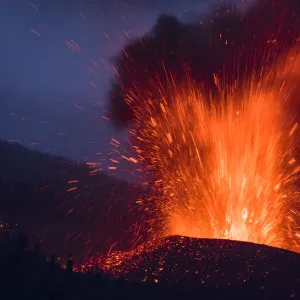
[106,0,300,253]
[78,3,300,296]
[120,51,300,253]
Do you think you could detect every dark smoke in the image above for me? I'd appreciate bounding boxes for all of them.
[109,0,299,128]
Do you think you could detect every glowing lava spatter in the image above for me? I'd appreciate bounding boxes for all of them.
[125,49,300,253]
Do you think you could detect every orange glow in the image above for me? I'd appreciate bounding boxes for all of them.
[68,180,79,184]
[66,187,77,192]
[127,49,300,253]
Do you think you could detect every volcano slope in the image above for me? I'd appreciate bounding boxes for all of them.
[88,236,299,298]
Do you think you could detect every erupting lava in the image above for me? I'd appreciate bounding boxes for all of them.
[126,50,300,252]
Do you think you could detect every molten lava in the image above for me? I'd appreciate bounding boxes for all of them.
[126,50,300,253]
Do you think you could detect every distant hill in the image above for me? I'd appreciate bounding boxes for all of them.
[0,141,143,261]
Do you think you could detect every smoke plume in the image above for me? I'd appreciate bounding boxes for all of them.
[109,0,299,127]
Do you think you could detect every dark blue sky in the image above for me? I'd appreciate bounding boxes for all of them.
[0,0,248,179]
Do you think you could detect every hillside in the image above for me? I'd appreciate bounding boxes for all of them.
[87,235,300,297]
[0,141,143,260]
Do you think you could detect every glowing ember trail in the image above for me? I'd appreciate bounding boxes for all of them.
[124,49,300,253]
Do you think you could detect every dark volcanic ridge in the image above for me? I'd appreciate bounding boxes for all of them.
[85,236,299,291]
[0,141,144,259]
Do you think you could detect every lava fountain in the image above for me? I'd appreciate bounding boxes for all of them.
[125,49,300,253]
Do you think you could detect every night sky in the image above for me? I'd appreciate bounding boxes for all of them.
[0,0,250,179]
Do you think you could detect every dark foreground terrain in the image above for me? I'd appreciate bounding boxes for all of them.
[1,231,299,300]
[93,236,300,288]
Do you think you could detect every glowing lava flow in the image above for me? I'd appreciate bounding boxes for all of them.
[126,50,300,253]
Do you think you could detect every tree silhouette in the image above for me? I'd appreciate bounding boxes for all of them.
[14,232,28,252]
[67,253,74,272]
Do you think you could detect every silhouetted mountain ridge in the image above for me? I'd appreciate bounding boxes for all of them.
[0,141,143,261]
[0,140,126,184]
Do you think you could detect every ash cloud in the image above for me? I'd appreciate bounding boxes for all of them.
[109,0,299,127]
